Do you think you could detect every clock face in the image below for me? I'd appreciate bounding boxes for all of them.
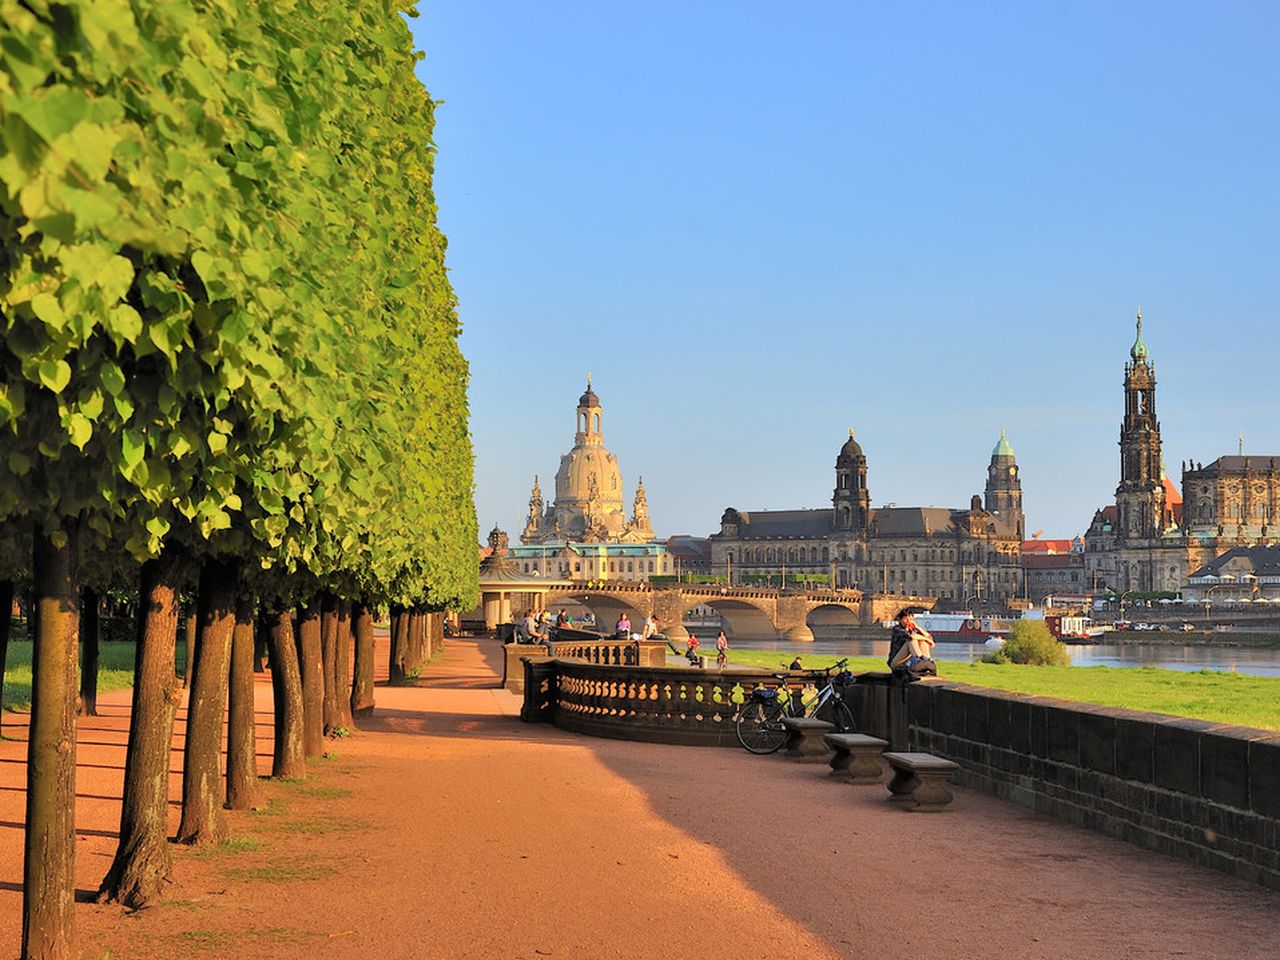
[1008,467,1017,477]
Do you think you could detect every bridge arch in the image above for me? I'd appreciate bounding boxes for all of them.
[805,602,861,640]
[545,589,649,635]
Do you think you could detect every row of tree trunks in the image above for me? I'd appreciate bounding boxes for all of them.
[225,598,259,810]
[23,522,80,960]
[0,578,12,738]
[176,558,238,845]
[267,611,306,779]
[78,588,99,717]
[97,552,185,908]
[19,545,375,949]
[350,603,375,716]
[297,603,324,758]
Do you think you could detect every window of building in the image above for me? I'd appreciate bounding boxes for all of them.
[822,547,829,562]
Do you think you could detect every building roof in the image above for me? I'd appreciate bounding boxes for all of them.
[1189,455,1280,475]
[1187,546,1280,582]
[578,374,599,408]
[728,509,834,540]
[869,507,958,536]
[1022,539,1075,555]
[665,535,711,562]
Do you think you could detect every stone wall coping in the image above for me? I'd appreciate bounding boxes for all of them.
[918,679,1280,743]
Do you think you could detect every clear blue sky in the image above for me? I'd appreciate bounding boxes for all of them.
[408,1,1279,543]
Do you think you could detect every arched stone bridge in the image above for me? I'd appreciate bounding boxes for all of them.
[523,581,933,643]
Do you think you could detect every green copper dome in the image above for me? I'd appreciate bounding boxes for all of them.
[992,427,1015,459]
[1130,309,1149,362]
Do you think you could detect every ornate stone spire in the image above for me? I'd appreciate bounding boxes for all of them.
[1130,307,1149,362]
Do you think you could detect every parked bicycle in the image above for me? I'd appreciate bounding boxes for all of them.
[735,658,856,754]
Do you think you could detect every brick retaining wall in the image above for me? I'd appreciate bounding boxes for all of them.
[905,681,1280,889]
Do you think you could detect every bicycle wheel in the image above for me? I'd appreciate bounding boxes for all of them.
[736,699,788,754]
[831,698,856,734]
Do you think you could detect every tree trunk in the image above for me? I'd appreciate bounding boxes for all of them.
[176,558,237,845]
[78,587,99,717]
[319,593,339,736]
[225,597,258,810]
[23,521,79,960]
[333,600,354,731]
[350,602,375,717]
[97,551,185,908]
[388,605,407,685]
[266,610,305,779]
[296,602,324,758]
[0,578,13,737]
[181,607,196,687]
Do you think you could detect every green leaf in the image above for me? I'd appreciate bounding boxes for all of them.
[66,413,93,449]
[207,431,228,454]
[30,292,67,329]
[120,429,145,471]
[38,359,72,394]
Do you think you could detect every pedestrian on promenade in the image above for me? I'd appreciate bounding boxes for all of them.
[685,633,700,665]
[715,629,728,669]
[555,609,570,629]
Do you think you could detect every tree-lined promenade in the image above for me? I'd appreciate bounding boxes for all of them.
[1,2,476,958]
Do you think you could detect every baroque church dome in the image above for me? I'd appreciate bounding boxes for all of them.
[555,445,624,510]
[521,376,654,544]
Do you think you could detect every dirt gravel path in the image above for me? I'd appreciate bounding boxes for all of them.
[0,636,1276,959]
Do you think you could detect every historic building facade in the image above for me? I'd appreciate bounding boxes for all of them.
[1083,312,1278,594]
[708,430,1025,602]
[521,377,654,544]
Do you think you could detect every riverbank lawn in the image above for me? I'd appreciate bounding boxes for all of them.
[718,648,1280,731]
[2,641,138,712]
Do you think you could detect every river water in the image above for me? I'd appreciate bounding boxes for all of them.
[724,636,1280,678]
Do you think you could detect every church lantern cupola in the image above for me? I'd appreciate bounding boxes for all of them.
[576,373,604,447]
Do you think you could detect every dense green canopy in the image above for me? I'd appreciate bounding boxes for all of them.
[0,0,477,605]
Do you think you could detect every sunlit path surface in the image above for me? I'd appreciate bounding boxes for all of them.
[0,636,1275,959]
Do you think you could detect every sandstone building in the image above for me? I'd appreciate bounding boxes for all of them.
[1083,312,1278,593]
[708,430,1025,602]
[521,376,654,544]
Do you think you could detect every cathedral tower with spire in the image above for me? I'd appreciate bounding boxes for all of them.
[1116,309,1165,542]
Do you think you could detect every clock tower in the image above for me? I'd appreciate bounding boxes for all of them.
[985,428,1024,538]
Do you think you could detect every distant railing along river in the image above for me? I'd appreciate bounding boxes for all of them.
[726,634,1280,678]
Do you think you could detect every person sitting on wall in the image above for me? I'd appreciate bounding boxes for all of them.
[555,608,571,629]
[514,608,547,645]
[615,613,632,638]
[888,608,936,675]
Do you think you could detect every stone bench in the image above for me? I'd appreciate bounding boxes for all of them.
[781,717,834,762]
[824,733,888,783]
[884,752,960,812]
